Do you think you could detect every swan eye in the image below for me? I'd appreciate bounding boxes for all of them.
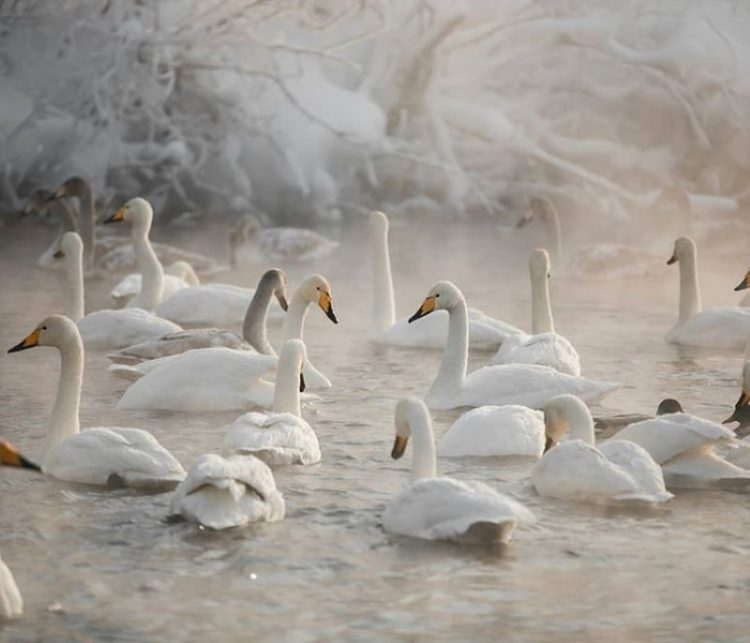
[435,294,440,298]
[41,326,47,330]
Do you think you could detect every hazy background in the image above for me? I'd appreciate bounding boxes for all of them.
[1,0,748,239]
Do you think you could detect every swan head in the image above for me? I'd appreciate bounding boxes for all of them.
[656,398,683,415]
[529,248,551,280]
[8,314,80,354]
[49,176,89,200]
[543,394,594,452]
[259,269,289,311]
[21,188,54,216]
[723,362,750,426]
[279,339,307,392]
[391,397,430,459]
[734,269,750,292]
[53,231,84,261]
[369,210,389,235]
[408,281,462,323]
[298,275,337,323]
[667,236,696,265]
[517,196,555,228]
[0,440,41,471]
[104,197,153,226]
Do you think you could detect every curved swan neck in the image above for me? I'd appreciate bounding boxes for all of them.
[130,216,164,310]
[243,277,276,356]
[428,297,468,401]
[567,403,595,445]
[272,347,302,417]
[406,407,437,480]
[48,333,83,452]
[281,291,309,343]
[677,247,701,322]
[531,266,554,335]
[370,216,396,332]
[65,244,85,322]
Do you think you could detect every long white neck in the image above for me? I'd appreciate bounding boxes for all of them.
[427,298,468,402]
[243,278,276,356]
[281,293,309,343]
[677,250,701,323]
[46,335,83,456]
[566,402,595,445]
[272,350,301,417]
[65,246,85,322]
[130,218,164,310]
[531,270,554,334]
[408,409,437,480]
[370,219,396,333]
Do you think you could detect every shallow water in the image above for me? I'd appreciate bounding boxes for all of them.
[1,219,749,642]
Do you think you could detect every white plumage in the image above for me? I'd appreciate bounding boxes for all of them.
[0,554,23,619]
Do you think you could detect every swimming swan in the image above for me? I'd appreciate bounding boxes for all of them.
[369,211,518,349]
[491,249,580,375]
[383,397,535,544]
[665,237,750,349]
[170,453,285,529]
[409,282,618,410]
[223,339,321,466]
[7,315,185,489]
[56,231,181,350]
[0,554,23,619]
[531,395,672,504]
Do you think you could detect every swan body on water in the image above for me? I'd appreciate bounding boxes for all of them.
[383,398,534,544]
[224,339,321,466]
[531,395,672,505]
[409,282,618,410]
[235,214,338,263]
[7,315,185,489]
[170,453,285,529]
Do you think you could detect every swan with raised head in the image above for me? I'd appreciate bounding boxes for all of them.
[0,440,41,471]
[531,395,672,504]
[0,554,22,619]
[369,211,518,349]
[610,407,750,490]
[409,282,618,410]
[665,237,750,349]
[7,316,185,489]
[491,249,580,375]
[56,231,181,350]
[113,275,337,410]
[437,405,545,458]
[224,339,320,466]
[170,453,285,530]
[107,269,288,363]
[383,397,534,545]
[110,260,200,308]
[22,188,79,270]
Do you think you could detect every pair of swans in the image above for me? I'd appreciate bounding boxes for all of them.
[666,236,750,349]
[112,275,338,411]
[408,281,617,410]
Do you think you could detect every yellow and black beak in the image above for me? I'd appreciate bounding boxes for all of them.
[299,371,306,393]
[408,296,436,323]
[734,272,750,292]
[723,390,750,424]
[8,328,41,354]
[276,291,289,312]
[0,440,41,471]
[391,435,408,459]
[104,207,126,224]
[667,254,677,265]
[318,291,338,324]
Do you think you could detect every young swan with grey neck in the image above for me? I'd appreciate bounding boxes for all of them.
[50,176,96,272]
[7,315,185,489]
[666,236,750,349]
[408,281,617,410]
[104,197,165,310]
[223,339,321,466]
[491,248,581,375]
[531,395,672,504]
[383,397,534,545]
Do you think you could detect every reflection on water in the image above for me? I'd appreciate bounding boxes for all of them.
[1,219,749,641]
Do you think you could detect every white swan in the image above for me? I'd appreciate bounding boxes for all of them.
[22,188,79,270]
[107,269,288,363]
[110,260,200,309]
[409,282,618,410]
[531,395,672,505]
[0,440,41,471]
[369,211,517,349]
[437,405,544,458]
[0,554,22,619]
[223,339,321,466]
[611,410,750,490]
[170,453,285,529]
[383,397,535,545]
[56,231,181,350]
[491,249,580,375]
[113,275,337,410]
[7,316,185,489]
[665,237,750,349]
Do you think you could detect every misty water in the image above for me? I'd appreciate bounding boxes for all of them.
[1,219,749,641]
